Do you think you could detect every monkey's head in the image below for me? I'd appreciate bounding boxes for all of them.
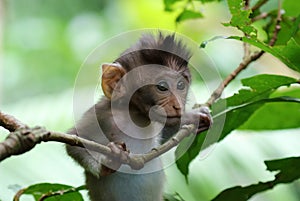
[101,33,192,126]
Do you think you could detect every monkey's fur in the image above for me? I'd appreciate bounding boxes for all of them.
[66,33,211,201]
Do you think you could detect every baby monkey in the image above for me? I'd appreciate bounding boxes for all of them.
[66,33,212,201]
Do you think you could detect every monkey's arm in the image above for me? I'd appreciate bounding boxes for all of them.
[66,127,109,178]
[66,105,112,178]
[66,101,131,177]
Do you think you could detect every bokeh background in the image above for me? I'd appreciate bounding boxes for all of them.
[0,0,299,200]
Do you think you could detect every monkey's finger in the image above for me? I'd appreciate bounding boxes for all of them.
[199,106,210,115]
[196,126,210,134]
[119,150,130,162]
[108,142,122,156]
[199,113,213,126]
[100,165,116,176]
[115,141,127,151]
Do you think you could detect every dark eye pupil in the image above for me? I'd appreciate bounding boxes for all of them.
[157,81,169,91]
[177,81,185,90]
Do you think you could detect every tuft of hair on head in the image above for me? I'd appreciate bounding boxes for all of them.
[115,32,192,73]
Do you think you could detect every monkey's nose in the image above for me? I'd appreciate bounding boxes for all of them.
[173,105,181,110]
[173,105,182,116]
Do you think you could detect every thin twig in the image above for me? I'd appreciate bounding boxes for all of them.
[205,51,264,107]
[39,185,86,201]
[136,124,195,168]
[268,0,282,46]
[13,185,86,201]
[251,0,269,12]
[244,0,250,9]
[251,12,268,22]
[243,42,251,60]
[13,188,25,201]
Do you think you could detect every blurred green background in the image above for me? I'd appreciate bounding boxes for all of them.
[0,0,300,200]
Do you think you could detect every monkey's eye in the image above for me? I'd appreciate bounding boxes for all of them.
[156,81,169,91]
[177,80,186,90]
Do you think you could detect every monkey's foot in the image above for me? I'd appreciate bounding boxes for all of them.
[100,142,129,176]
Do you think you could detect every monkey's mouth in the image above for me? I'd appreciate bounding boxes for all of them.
[165,115,182,125]
[151,111,182,125]
[149,106,182,125]
[152,110,181,118]
[166,115,181,119]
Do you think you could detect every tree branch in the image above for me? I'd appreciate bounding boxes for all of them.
[38,185,86,201]
[251,12,268,22]
[205,50,264,107]
[13,185,86,201]
[133,124,195,168]
[205,0,282,107]
[268,0,282,46]
[251,0,268,12]
[0,110,195,170]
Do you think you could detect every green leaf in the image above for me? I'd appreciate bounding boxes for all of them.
[194,0,223,2]
[230,36,300,72]
[213,96,300,141]
[215,74,298,111]
[163,193,183,201]
[175,102,260,179]
[226,0,257,36]
[21,183,84,201]
[241,88,300,130]
[176,74,298,178]
[163,0,183,11]
[176,9,203,23]
[278,15,300,45]
[175,132,207,179]
[212,157,300,201]
[273,38,300,72]
[283,0,300,16]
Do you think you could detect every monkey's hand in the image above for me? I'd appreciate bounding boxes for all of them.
[100,142,129,176]
[183,106,212,134]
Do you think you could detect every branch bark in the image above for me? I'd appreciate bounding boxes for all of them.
[0,111,28,131]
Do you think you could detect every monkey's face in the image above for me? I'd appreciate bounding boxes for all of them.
[101,63,191,127]
[130,70,190,126]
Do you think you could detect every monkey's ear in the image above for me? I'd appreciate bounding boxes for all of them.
[101,63,126,99]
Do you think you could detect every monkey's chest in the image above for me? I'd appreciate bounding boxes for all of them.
[86,169,165,201]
